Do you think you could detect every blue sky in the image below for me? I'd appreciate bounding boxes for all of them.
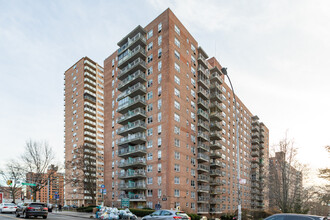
[0,0,329,184]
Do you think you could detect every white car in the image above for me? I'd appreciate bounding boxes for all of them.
[0,203,17,213]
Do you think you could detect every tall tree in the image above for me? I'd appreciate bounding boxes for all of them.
[65,144,97,206]
[0,160,24,203]
[21,140,56,202]
[269,134,306,213]
[319,146,330,181]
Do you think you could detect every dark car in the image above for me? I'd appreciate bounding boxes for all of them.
[15,202,48,219]
[264,213,325,220]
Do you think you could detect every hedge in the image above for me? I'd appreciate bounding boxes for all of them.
[77,205,96,213]
[187,213,201,220]
[129,208,155,217]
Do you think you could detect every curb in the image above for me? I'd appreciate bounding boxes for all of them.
[51,212,95,219]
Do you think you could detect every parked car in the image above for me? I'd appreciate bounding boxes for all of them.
[264,213,326,220]
[142,210,190,220]
[0,203,17,213]
[15,202,48,219]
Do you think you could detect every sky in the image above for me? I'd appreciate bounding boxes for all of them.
[0,0,329,185]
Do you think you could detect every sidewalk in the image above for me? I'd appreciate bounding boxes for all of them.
[51,210,95,219]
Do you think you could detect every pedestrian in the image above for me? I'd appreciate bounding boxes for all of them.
[58,204,62,212]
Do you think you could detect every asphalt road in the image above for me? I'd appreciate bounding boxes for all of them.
[0,213,86,220]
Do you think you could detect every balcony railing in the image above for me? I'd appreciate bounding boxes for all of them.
[211,72,223,84]
[210,208,222,213]
[117,120,146,136]
[210,169,221,176]
[118,58,146,79]
[197,142,210,152]
[197,109,209,120]
[119,182,146,190]
[197,174,210,182]
[198,76,210,87]
[197,185,210,192]
[118,145,146,157]
[119,169,146,179]
[118,70,146,90]
[119,194,146,200]
[198,87,210,98]
[117,83,146,100]
[119,157,146,168]
[198,120,209,131]
[197,153,210,162]
[117,95,146,113]
[197,164,210,172]
[118,45,146,67]
[117,108,146,124]
[118,132,146,145]
[118,33,146,54]
[197,196,210,203]
[210,198,222,204]
[198,132,210,141]
[197,208,209,213]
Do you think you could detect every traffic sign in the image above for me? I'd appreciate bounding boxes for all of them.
[55,192,58,195]
[22,183,36,186]
[121,198,130,208]
[101,184,105,189]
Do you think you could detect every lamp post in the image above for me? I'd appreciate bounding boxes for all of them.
[221,67,241,220]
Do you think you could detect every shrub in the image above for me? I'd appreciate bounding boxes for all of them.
[129,208,155,217]
[187,213,201,220]
[76,205,96,213]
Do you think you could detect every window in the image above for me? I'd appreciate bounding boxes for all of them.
[158,189,162,197]
[174,164,180,172]
[191,55,196,65]
[174,189,180,197]
[158,73,162,84]
[174,50,180,60]
[191,89,196,98]
[147,103,153,112]
[147,116,153,124]
[191,78,196,87]
[191,44,196,54]
[174,126,180,134]
[147,79,153,88]
[147,91,153,100]
[158,150,162,159]
[147,128,153,136]
[147,42,153,51]
[158,86,162,96]
[158,163,162,172]
[147,177,153,184]
[158,23,162,32]
[174,138,180,147]
[191,191,195,198]
[158,112,162,122]
[147,165,153,172]
[158,99,162,109]
[174,100,180,110]
[174,88,180,97]
[148,66,153,75]
[158,125,162,134]
[174,63,180,72]
[148,54,153,63]
[174,25,180,35]
[158,48,162,58]
[174,176,180,184]
[175,152,180,159]
[158,137,162,146]
[147,189,153,197]
[174,113,180,122]
[158,61,162,71]
[147,153,153,160]
[147,140,153,148]
[174,37,180,48]
[147,29,153,39]
[174,75,180,85]
[158,176,162,185]
[158,36,162,45]
[191,67,196,75]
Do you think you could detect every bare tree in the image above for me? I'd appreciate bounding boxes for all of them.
[319,146,330,181]
[65,144,97,206]
[21,140,56,202]
[0,160,24,203]
[269,134,306,213]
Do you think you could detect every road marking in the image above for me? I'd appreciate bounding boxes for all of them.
[0,214,20,219]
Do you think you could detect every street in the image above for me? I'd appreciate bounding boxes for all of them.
[0,212,92,220]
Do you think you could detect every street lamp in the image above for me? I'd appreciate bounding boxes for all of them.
[221,67,242,220]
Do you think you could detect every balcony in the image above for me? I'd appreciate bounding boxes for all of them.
[210,198,222,204]
[260,143,265,149]
[118,31,146,54]
[210,160,222,167]
[198,87,210,100]
[117,95,146,114]
[197,196,210,203]
[117,120,146,136]
[84,113,96,121]
[117,108,146,125]
[251,157,258,163]
[84,131,96,138]
[198,120,209,131]
[198,132,210,142]
[252,138,260,144]
[118,145,146,158]
[118,169,146,179]
[118,58,147,80]
[198,76,210,89]
[118,132,146,146]
[117,83,146,101]
[197,142,210,152]
[197,164,210,173]
[119,193,146,201]
[197,98,209,111]
[252,145,259,151]
[209,179,221,186]
[197,109,209,121]
[252,126,260,132]
[84,77,96,87]
[251,132,260,138]
[210,72,223,84]
[198,54,209,69]
[210,132,221,141]
[210,102,223,113]
[209,188,221,195]
[197,153,210,162]
[119,182,147,190]
[84,71,96,81]
[210,93,224,103]
[210,169,221,176]
[210,141,222,150]
[251,182,259,188]
[209,208,222,213]
[118,157,146,168]
[197,174,209,183]
[210,122,222,131]
[118,45,146,69]
[197,208,209,214]
[197,185,210,192]
[118,70,146,91]
[210,150,221,159]
[251,151,260,157]
[84,93,96,104]
[210,112,223,121]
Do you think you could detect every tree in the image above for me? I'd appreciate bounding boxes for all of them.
[269,134,307,213]
[21,140,56,202]
[0,160,24,203]
[319,146,330,181]
[65,144,97,206]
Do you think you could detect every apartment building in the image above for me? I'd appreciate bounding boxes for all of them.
[64,57,105,206]
[26,165,64,205]
[102,8,269,216]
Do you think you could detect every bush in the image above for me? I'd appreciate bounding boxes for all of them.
[187,213,201,220]
[129,208,155,217]
[76,205,96,213]
[220,214,235,220]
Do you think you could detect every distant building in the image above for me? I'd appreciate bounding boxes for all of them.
[26,165,64,205]
[0,186,23,202]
